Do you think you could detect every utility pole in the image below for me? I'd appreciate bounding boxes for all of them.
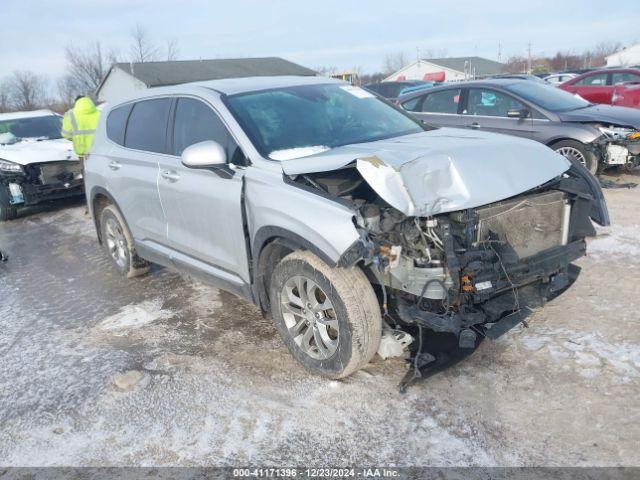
[498,41,502,63]
[527,42,532,74]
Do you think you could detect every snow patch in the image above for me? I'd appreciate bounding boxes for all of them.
[99,299,174,332]
[588,224,640,259]
[519,327,640,380]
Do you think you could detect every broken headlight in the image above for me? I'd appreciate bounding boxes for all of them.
[597,125,635,140]
[0,159,23,173]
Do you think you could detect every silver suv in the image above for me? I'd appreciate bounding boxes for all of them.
[86,76,609,381]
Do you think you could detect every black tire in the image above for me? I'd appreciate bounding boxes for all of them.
[99,204,149,278]
[269,250,382,379]
[552,139,599,175]
[0,202,18,222]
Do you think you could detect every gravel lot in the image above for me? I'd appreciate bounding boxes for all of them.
[0,171,639,467]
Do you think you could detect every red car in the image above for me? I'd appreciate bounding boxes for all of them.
[559,68,640,105]
[612,81,640,109]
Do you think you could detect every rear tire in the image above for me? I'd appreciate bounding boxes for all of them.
[99,204,149,278]
[553,139,598,175]
[0,202,18,222]
[269,250,382,379]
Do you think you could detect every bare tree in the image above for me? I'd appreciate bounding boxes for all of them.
[62,41,118,97]
[129,24,161,63]
[0,79,11,113]
[6,71,49,111]
[382,52,408,75]
[165,38,180,61]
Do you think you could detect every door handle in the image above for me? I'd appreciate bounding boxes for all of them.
[467,122,481,129]
[108,160,122,170]
[161,170,180,182]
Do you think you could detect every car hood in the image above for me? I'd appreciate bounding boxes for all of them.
[558,104,640,129]
[0,138,77,165]
[281,128,570,216]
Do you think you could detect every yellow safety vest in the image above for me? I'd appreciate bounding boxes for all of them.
[62,97,100,156]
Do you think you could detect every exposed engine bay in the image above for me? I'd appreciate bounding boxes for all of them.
[590,124,640,169]
[289,156,609,390]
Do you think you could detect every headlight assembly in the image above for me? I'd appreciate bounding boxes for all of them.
[0,159,23,173]
[597,125,634,140]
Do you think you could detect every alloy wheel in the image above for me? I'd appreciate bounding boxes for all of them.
[105,217,127,269]
[280,275,339,360]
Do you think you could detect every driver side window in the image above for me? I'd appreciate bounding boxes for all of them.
[172,97,245,164]
[466,88,526,117]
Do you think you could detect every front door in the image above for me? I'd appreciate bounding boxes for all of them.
[461,87,534,138]
[156,97,250,283]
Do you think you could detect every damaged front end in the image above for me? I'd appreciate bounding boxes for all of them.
[0,160,84,209]
[589,125,640,170]
[284,137,609,389]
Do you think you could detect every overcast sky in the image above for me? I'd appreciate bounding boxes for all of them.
[1,0,636,79]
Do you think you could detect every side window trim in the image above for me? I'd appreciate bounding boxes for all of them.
[458,88,469,115]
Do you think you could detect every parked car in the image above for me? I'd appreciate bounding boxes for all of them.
[559,68,640,105]
[612,81,640,109]
[543,73,577,85]
[398,79,640,174]
[0,110,82,221]
[86,76,608,380]
[363,80,431,102]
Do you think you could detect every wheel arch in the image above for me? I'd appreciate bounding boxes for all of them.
[251,226,343,314]
[89,186,131,245]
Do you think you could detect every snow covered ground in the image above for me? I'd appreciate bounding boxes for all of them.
[0,171,639,467]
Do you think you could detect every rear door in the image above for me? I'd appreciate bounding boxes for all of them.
[401,87,465,128]
[103,98,170,245]
[461,87,534,138]
[156,96,250,283]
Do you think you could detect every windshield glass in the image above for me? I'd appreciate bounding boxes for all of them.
[0,115,63,139]
[505,82,590,111]
[225,83,423,160]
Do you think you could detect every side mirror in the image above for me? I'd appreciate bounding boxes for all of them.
[181,140,227,169]
[507,108,529,119]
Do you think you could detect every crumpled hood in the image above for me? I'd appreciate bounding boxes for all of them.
[281,128,570,216]
[0,138,77,165]
[558,104,640,129]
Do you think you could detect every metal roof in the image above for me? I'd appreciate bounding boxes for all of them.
[111,57,317,88]
[422,56,504,76]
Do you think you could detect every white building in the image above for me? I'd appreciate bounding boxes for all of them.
[384,56,504,83]
[606,44,640,67]
[96,57,316,103]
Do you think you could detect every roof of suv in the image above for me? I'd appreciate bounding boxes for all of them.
[193,75,341,95]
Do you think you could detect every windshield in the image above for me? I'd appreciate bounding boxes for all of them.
[225,83,424,160]
[505,82,590,111]
[0,115,63,140]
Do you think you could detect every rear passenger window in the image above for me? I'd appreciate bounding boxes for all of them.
[124,98,172,153]
[172,97,243,163]
[575,73,608,86]
[106,104,131,146]
[421,89,461,114]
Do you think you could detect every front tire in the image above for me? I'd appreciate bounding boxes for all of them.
[99,204,149,278]
[553,139,599,175]
[269,250,382,379]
